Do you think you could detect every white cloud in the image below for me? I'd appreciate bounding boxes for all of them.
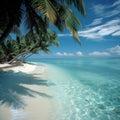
[92,0,120,18]
[56,51,83,57]
[76,51,83,56]
[58,1,120,40]
[112,31,120,36]
[112,0,120,7]
[78,19,120,39]
[56,52,74,56]
[92,4,106,16]
[56,52,63,56]
[108,10,120,18]
[98,26,120,36]
[88,45,120,57]
[63,52,74,56]
[58,19,120,40]
[88,18,103,26]
[89,51,111,57]
[108,45,120,55]
[58,34,72,37]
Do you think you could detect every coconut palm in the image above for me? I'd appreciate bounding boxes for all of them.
[17,29,59,58]
[0,27,58,63]
[0,0,86,44]
[9,29,58,63]
[0,39,19,62]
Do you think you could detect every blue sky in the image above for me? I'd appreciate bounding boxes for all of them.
[33,0,120,58]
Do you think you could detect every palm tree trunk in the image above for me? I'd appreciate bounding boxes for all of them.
[8,52,26,64]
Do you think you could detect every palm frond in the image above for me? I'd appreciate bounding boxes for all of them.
[24,0,47,34]
[24,1,39,32]
[11,26,21,36]
[65,8,81,43]
[61,0,86,16]
[36,0,57,23]
[0,2,22,43]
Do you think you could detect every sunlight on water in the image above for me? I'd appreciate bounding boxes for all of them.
[29,58,120,120]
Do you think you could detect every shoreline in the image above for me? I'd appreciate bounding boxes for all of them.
[0,62,56,120]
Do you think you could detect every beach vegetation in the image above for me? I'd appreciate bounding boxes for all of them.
[0,0,86,63]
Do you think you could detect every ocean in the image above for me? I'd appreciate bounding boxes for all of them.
[27,57,120,120]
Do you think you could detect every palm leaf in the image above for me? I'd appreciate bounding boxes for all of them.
[61,0,86,16]
[63,7,81,43]
[11,25,21,36]
[36,0,57,23]
[24,0,47,34]
[0,2,22,43]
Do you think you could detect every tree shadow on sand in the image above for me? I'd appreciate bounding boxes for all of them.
[0,70,55,109]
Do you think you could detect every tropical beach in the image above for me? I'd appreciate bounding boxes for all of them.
[0,0,120,120]
[0,62,58,120]
[0,58,120,120]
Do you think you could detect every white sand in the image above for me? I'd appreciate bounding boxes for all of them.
[0,63,56,120]
[0,63,37,73]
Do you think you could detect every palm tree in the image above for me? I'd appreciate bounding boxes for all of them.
[17,29,59,60]
[0,0,22,43]
[0,0,86,44]
[0,38,19,62]
[0,27,58,63]
[7,28,58,63]
[0,45,6,63]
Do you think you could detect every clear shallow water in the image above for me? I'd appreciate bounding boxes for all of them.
[28,58,120,120]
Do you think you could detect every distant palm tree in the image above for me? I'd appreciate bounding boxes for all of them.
[0,0,86,44]
[17,29,59,58]
[0,39,19,62]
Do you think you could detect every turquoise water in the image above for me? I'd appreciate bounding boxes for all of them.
[29,58,120,120]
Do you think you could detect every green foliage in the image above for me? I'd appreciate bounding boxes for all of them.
[0,29,58,63]
[0,39,19,62]
[0,46,6,59]
[0,0,86,63]
[0,0,86,43]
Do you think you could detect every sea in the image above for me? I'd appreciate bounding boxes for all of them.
[27,57,120,120]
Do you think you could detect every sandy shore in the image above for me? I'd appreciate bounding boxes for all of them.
[0,63,55,120]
